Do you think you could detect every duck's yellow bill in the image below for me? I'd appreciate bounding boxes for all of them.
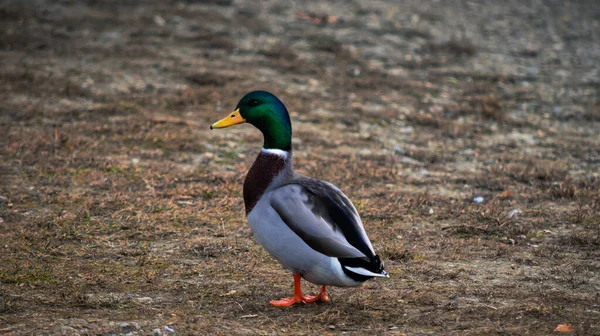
[210,109,246,129]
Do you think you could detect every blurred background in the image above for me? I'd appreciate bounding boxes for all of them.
[1,0,599,334]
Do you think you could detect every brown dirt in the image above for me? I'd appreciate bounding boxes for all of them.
[1,0,600,335]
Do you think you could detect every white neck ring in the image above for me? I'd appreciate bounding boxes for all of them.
[261,148,289,158]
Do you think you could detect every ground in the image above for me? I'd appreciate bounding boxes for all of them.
[1,0,600,335]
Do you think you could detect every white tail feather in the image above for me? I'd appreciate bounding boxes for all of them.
[344,266,389,278]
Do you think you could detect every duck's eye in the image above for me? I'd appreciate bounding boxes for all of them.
[248,99,259,107]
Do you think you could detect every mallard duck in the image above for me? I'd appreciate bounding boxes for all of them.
[210,91,388,307]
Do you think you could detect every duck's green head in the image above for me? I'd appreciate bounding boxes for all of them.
[210,91,292,151]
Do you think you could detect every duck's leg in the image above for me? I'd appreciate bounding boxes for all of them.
[270,274,306,307]
[303,285,330,303]
[269,274,329,307]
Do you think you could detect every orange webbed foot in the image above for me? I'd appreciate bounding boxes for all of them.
[303,286,330,303]
[270,275,331,307]
[269,296,304,307]
[270,294,328,306]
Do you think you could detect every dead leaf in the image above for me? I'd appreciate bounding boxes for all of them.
[220,290,237,296]
[326,16,338,24]
[554,324,574,333]
[296,10,310,20]
[498,190,512,199]
[296,10,338,25]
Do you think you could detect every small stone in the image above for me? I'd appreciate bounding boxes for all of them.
[556,69,569,78]
[164,326,175,333]
[135,297,153,304]
[131,158,140,165]
[328,325,336,330]
[152,328,162,335]
[154,15,166,27]
[428,208,434,215]
[120,323,130,328]
[473,196,484,204]
[553,106,562,114]
[399,126,414,134]
[399,156,424,166]
[100,31,122,43]
[526,67,538,76]
[418,169,429,175]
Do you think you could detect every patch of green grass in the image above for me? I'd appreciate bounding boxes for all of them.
[0,262,57,285]
[105,165,124,174]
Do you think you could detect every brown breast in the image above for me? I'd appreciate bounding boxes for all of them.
[243,151,289,215]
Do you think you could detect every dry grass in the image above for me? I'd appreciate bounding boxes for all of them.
[426,39,478,57]
[583,100,600,121]
[1,0,600,335]
[479,94,505,121]
[550,179,577,199]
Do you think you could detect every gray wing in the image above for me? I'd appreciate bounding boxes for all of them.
[269,184,369,259]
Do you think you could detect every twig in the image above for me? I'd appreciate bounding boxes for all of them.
[149,115,202,127]
[441,225,491,234]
